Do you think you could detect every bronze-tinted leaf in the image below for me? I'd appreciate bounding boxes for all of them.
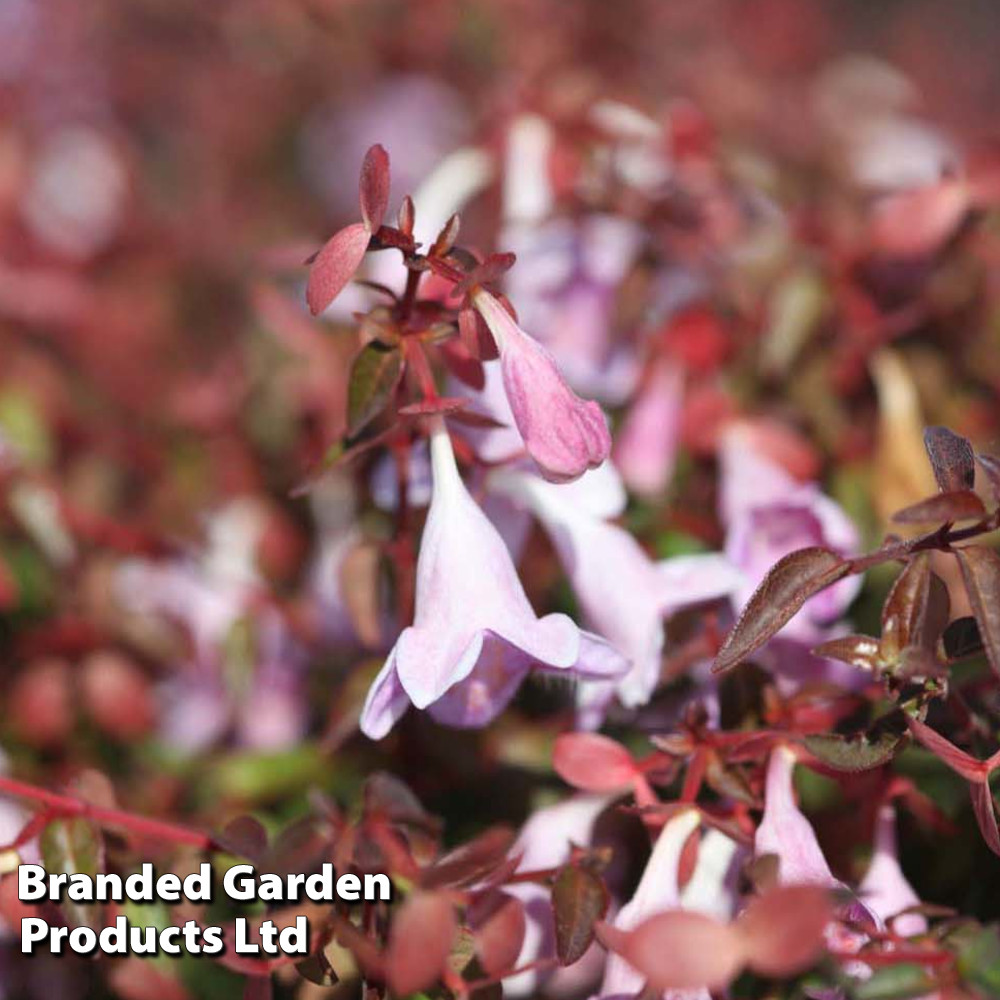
[712,548,849,674]
[422,827,517,890]
[347,342,404,436]
[552,733,636,792]
[892,490,985,525]
[812,634,881,671]
[802,731,902,772]
[40,817,104,930]
[954,546,1000,680]
[551,864,609,965]
[385,891,458,997]
[739,885,832,978]
[217,815,269,863]
[469,891,526,976]
[306,222,370,315]
[880,553,950,656]
[359,144,390,234]
[924,426,976,492]
[430,213,461,258]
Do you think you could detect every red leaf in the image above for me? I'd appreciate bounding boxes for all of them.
[359,144,390,233]
[421,826,517,890]
[924,427,976,492]
[955,546,1000,681]
[469,891,526,976]
[892,490,986,525]
[552,864,609,965]
[737,886,831,978]
[397,195,415,237]
[384,892,458,997]
[306,222,370,315]
[713,548,849,673]
[599,911,745,991]
[440,338,485,391]
[552,733,637,792]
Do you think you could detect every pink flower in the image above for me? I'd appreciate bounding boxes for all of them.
[613,358,683,498]
[719,423,860,645]
[490,466,741,725]
[599,809,710,1000]
[756,746,841,888]
[472,289,611,484]
[859,805,927,938]
[360,421,628,738]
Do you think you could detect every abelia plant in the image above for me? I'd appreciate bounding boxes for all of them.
[4,8,1000,999]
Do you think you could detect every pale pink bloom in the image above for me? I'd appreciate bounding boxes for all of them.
[505,794,613,998]
[472,289,611,484]
[859,805,927,938]
[757,746,879,963]
[756,746,841,888]
[491,468,741,725]
[599,809,706,1000]
[614,359,683,497]
[360,423,628,738]
[719,424,860,645]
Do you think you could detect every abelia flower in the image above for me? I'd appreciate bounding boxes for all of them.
[359,421,628,738]
[472,288,612,484]
[504,794,613,998]
[719,423,860,645]
[598,809,706,1000]
[613,358,683,497]
[859,805,927,938]
[757,746,840,887]
[490,467,741,725]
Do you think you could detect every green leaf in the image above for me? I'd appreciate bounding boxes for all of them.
[551,864,609,966]
[347,341,404,436]
[956,925,1000,995]
[40,817,103,930]
[802,731,902,772]
[852,963,935,1000]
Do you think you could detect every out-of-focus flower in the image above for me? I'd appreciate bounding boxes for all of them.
[21,126,128,258]
[491,466,741,725]
[360,421,627,738]
[504,794,613,998]
[471,289,612,484]
[719,422,860,644]
[859,804,927,938]
[599,809,709,1000]
[613,358,684,497]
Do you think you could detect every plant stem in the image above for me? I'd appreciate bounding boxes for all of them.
[0,775,214,850]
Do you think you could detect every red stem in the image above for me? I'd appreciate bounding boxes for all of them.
[0,775,214,850]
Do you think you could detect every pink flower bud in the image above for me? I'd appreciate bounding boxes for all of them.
[473,289,611,483]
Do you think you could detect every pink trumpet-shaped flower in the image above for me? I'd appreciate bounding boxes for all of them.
[859,805,927,938]
[490,468,741,725]
[599,809,706,1000]
[472,288,611,483]
[360,421,628,738]
[757,746,841,888]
